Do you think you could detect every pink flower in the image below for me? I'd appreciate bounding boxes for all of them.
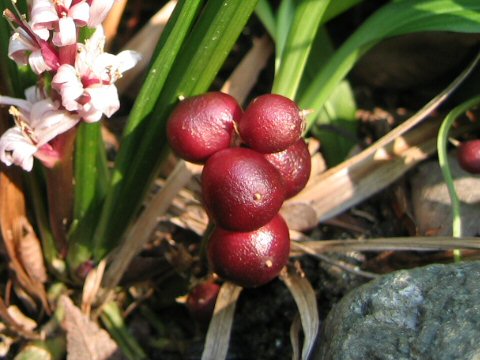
[87,0,115,27]
[52,27,141,122]
[5,9,60,74]
[0,87,80,171]
[30,0,116,46]
[31,0,90,46]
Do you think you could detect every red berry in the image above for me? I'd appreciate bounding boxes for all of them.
[207,214,290,288]
[186,282,220,325]
[237,94,304,153]
[457,140,480,174]
[264,138,311,199]
[202,147,285,231]
[166,92,242,163]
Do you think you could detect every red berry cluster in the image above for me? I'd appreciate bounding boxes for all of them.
[167,92,311,288]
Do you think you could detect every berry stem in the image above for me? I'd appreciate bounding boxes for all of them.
[437,94,480,262]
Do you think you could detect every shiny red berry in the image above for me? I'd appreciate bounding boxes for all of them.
[457,140,480,174]
[202,147,285,231]
[237,94,303,153]
[186,282,220,325]
[167,92,242,163]
[207,214,290,288]
[264,138,311,199]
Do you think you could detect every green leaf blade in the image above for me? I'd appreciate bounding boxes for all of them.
[299,0,480,129]
[94,0,259,259]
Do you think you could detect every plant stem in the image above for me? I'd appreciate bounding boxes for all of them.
[44,129,77,257]
[437,95,480,262]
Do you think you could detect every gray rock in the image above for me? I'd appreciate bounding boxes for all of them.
[411,154,480,236]
[317,261,480,360]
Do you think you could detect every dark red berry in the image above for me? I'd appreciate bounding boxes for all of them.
[167,92,242,163]
[264,138,311,199]
[457,140,480,174]
[237,94,304,153]
[202,147,285,231]
[186,282,220,325]
[207,214,290,288]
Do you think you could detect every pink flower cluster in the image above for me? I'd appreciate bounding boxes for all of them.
[0,0,141,171]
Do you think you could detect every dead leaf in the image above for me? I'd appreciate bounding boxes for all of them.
[60,295,125,360]
[290,314,302,360]
[201,282,243,360]
[15,217,47,284]
[81,260,107,316]
[280,266,319,360]
[221,35,273,105]
[116,1,177,94]
[0,296,40,340]
[0,165,49,312]
[103,0,128,46]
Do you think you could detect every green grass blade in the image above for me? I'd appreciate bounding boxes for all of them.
[273,0,332,99]
[92,0,203,258]
[101,302,147,360]
[299,0,480,129]
[255,0,276,39]
[275,0,295,72]
[94,0,259,259]
[67,122,109,270]
[312,80,357,166]
[322,0,363,23]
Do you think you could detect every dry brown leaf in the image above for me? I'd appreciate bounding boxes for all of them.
[0,296,40,340]
[0,165,49,312]
[116,1,177,94]
[103,0,128,46]
[280,266,319,360]
[82,260,106,316]
[201,282,243,360]
[15,218,47,284]
[60,295,125,360]
[290,314,302,360]
[7,305,37,332]
[221,35,273,105]
[291,236,480,253]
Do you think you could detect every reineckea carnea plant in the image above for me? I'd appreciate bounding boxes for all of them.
[0,0,480,358]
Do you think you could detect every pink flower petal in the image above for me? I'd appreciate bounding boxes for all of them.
[53,16,77,46]
[31,0,58,31]
[0,96,32,112]
[52,65,84,110]
[8,28,36,65]
[0,128,37,171]
[85,85,119,119]
[88,0,114,27]
[70,1,90,26]
[29,49,52,74]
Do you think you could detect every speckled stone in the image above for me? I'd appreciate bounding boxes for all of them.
[317,261,480,360]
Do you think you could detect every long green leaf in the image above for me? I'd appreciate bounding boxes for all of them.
[299,0,480,128]
[67,122,109,270]
[255,0,276,39]
[92,0,204,258]
[272,0,332,99]
[94,0,259,259]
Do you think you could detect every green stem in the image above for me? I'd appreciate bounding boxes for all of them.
[101,302,147,360]
[437,95,480,261]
